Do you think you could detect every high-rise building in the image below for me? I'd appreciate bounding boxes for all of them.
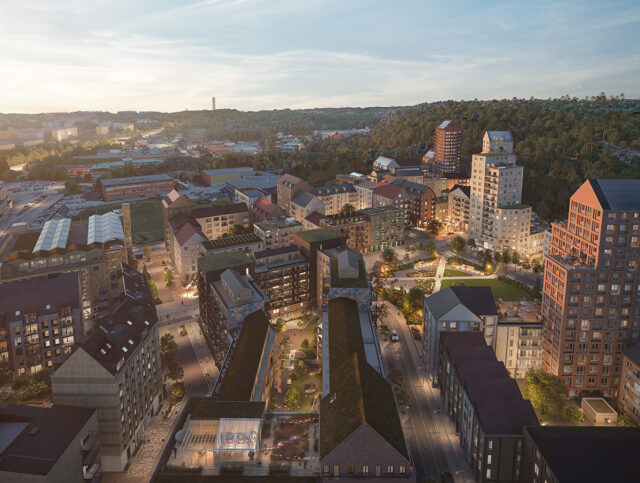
[468,131,544,255]
[211,96,216,110]
[432,120,462,175]
[542,179,640,398]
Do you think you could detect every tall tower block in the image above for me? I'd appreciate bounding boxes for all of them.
[211,97,216,110]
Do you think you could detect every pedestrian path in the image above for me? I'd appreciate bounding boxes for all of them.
[185,320,218,392]
[433,257,447,292]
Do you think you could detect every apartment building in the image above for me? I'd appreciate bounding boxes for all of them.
[251,197,285,223]
[362,206,404,251]
[423,286,498,386]
[290,191,326,223]
[448,184,471,231]
[438,332,538,483]
[196,252,267,365]
[520,426,640,483]
[391,179,437,226]
[372,182,411,227]
[354,180,378,209]
[200,232,264,257]
[432,120,462,175]
[542,179,640,398]
[193,203,250,239]
[0,404,100,483]
[172,221,207,283]
[318,211,371,253]
[482,131,513,154]
[318,246,371,313]
[0,214,127,320]
[252,245,310,318]
[618,341,640,425]
[0,273,82,375]
[292,229,346,308]
[468,131,539,254]
[277,174,310,215]
[253,217,304,250]
[311,184,361,215]
[162,189,194,255]
[101,174,174,201]
[51,264,162,472]
[495,318,543,379]
[320,297,414,481]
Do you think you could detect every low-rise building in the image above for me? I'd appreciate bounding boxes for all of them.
[252,245,310,319]
[253,217,304,250]
[0,404,100,483]
[618,341,640,426]
[0,273,82,375]
[320,297,414,481]
[438,332,538,483]
[290,191,326,223]
[448,184,471,232]
[581,397,618,425]
[318,246,370,312]
[51,264,162,472]
[200,166,255,185]
[318,211,371,253]
[362,205,404,251]
[520,426,640,483]
[101,174,174,201]
[277,174,310,215]
[423,286,499,386]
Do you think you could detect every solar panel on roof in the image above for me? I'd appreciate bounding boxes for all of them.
[593,179,640,210]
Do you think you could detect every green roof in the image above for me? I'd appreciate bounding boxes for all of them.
[498,203,530,210]
[320,298,408,460]
[188,399,265,419]
[295,228,345,244]
[329,247,369,289]
[215,310,270,401]
[201,233,261,251]
[197,251,253,274]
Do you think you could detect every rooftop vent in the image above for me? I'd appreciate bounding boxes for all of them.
[122,347,128,353]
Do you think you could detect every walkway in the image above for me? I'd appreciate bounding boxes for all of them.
[432,257,446,292]
[184,320,218,393]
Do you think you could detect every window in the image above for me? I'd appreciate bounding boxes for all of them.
[487,440,493,450]
[486,468,492,478]
[362,465,369,476]
[333,466,339,477]
[387,466,394,474]
[399,466,406,475]
[487,455,492,464]
[375,466,381,477]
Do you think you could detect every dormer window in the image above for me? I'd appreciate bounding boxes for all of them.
[122,347,128,353]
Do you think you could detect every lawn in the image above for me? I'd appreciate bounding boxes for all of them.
[443,267,475,277]
[75,199,164,245]
[440,278,533,300]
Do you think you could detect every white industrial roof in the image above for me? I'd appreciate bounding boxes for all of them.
[87,211,125,245]
[33,218,71,252]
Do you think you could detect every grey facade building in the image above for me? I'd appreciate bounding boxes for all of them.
[253,217,304,250]
[0,404,100,483]
[51,264,162,472]
[423,286,498,386]
[0,272,82,375]
[362,206,405,251]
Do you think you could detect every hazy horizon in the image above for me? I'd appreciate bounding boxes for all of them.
[1,0,639,113]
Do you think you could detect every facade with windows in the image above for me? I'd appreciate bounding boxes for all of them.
[0,273,82,375]
[542,179,640,398]
[618,341,640,425]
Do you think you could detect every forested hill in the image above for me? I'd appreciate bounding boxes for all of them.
[317,96,640,220]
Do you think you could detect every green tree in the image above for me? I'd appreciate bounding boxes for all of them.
[502,249,512,264]
[148,280,160,303]
[523,369,567,421]
[533,277,541,296]
[420,241,437,258]
[616,414,637,427]
[565,406,585,426]
[339,203,356,213]
[64,178,81,194]
[449,236,466,262]
[382,246,397,265]
[467,238,476,249]
[229,224,250,236]
[285,387,300,409]
[407,286,425,311]
[296,359,306,373]
[301,338,310,349]
[143,246,152,258]
[426,219,443,235]
[164,268,174,285]
[512,251,520,265]
[274,318,286,333]
[142,264,150,280]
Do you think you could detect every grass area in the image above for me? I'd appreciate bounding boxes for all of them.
[440,278,533,300]
[443,267,475,277]
[74,198,164,245]
[130,199,164,244]
[290,371,316,412]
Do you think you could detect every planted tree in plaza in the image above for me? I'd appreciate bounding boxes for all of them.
[339,203,356,214]
[523,369,566,421]
[160,334,183,381]
[449,236,466,262]
[407,286,425,311]
[164,267,174,285]
[142,264,150,280]
[382,246,397,266]
[616,414,637,427]
[285,387,300,409]
[274,318,286,333]
[565,406,585,426]
[426,219,443,235]
[502,249,512,265]
[512,251,521,265]
[420,241,437,258]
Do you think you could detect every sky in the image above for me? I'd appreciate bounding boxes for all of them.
[0,0,639,113]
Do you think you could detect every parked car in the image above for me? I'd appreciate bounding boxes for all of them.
[391,330,399,342]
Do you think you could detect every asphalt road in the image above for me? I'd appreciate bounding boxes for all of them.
[167,325,209,397]
[380,303,475,483]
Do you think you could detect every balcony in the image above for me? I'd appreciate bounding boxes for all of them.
[83,463,101,480]
[81,432,99,452]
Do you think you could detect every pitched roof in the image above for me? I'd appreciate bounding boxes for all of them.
[321,298,408,460]
[525,426,640,483]
[0,404,96,475]
[449,184,471,198]
[193,202,247,218]
[304,210,324,227]
[588,179,640,210]
[200,233,261,251]
[623,341,640,365]
[278,173,304,188]
[295,228,345,244]
[291,191,318,208]
[391,178,433,197]
[174,220,206,246]
[394,158,422,168]
[311,184,356,196]
[486,131,513,142]
[373,182,405,199]
[252,197,282,217]
[425,286,498,320]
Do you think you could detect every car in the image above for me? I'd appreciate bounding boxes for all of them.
[391,330,399,342]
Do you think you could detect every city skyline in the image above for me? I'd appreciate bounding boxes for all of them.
[1,0,639,113]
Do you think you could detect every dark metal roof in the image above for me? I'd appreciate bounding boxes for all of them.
[589,179,640,210]
[193,202,248,218]
[623,341,640,365]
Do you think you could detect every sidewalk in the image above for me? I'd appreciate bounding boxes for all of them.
[433,257,447,292]
[185,320,219,393]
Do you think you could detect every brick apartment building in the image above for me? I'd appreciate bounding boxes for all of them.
[101,174,174,201]
[542,179,640,398]
[618,341,640,425]
[432,120,462,175]
[277,174,310,215]
[391,179,437,226]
